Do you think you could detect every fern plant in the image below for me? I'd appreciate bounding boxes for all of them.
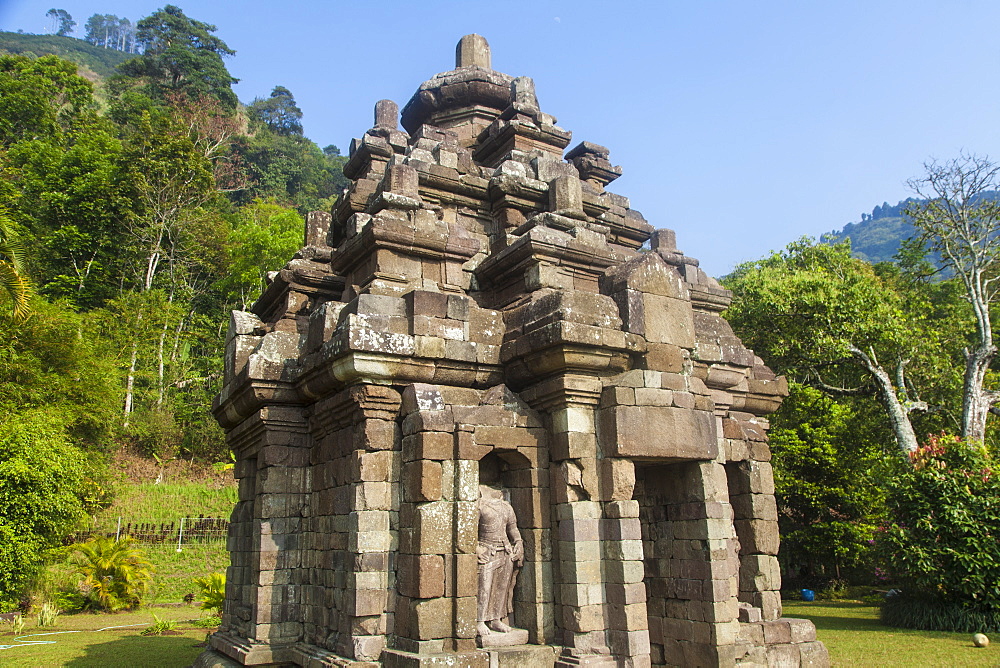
[194,572,225,614]
[140,613,177,636]
[0,207,30,319]
[72,536,154,611]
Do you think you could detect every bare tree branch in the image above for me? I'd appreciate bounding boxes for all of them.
[907,152,1000,443]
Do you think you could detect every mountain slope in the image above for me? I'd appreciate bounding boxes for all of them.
[0,32,132,79]
[824,199,921,264]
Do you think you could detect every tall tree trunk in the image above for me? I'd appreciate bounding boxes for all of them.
[960,267,997,443]
[155,292,179,407]
[144,250,160,292]
[124,339,138,428]
[170,312,189,364]
[850,345,919,453]
[156,319,168,407]
[962,343,997,443]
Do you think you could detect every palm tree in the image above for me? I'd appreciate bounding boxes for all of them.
[73,536,154,611]
[0,208,29,318]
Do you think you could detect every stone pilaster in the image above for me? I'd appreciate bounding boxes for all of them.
[212,405,311,664]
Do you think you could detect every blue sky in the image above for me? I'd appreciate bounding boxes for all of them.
[2,0,999,277]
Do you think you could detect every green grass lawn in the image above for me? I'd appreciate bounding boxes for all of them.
[784,600,1000,666]
[5,598,999,666]
[0,606,215,667]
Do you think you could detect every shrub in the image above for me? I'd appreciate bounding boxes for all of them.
[140,613,176,636]
[191,614,221,628]
[9,613,25,635]
[72,536,154,611]
[0,522,38,612]
[194,572,225,614]
[126,407,184,459]
[35,601,59,627]
[0,409,109,609]
[882,590,1000,632]
[877,434,1000,627]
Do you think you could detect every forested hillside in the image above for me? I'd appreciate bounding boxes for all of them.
[0,31,132,79]
[0,4,345,611]
[823,199,921,264]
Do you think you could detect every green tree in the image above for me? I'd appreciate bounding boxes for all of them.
[248,86,303,136]
[218,199,303,310]
[769,384,887,581]
[724,238,944,453]
[0,298,122,445]
[0,54,136,308]
[8,122,135,307]
[84,14,136,52]
[113,109,221,428]
[237,131,348,214]
[116,5,237,108]
[906,154,1000,444]
[46,9,76,36]
[0,54,95,148]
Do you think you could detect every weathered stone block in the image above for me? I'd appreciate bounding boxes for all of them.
[598,405,717,460]
[731,493,779,522]
[787,617,817,643]
[403,431,454,461]
[414,501,454,554]
[411,597,452,640]
[399,554,445,599]
[404,460,443,502]
[734,518,780,555]
[550,431,596,461]
[799,640,830,666]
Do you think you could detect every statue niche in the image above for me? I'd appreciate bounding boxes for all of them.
[476,457,528,647]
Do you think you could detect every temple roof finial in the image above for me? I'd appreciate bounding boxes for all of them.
[374,99,398,129]
[456,34,491,70]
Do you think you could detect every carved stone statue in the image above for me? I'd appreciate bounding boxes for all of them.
[476,483,528,646]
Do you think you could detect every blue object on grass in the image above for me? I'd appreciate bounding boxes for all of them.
[801,589,815,602]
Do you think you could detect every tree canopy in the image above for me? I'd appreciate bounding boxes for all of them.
[906,153,1000,444]
[116,5,238,107]
[0,3,349,609]
[723,238,959,453]
[84,14,139,53]
[46,9,76,37]
[249,85,304,136]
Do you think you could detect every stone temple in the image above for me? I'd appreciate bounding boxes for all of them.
[198,35,829,668]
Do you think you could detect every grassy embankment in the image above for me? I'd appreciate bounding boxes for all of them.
[0,31,132,79]
[55,454,238,605]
